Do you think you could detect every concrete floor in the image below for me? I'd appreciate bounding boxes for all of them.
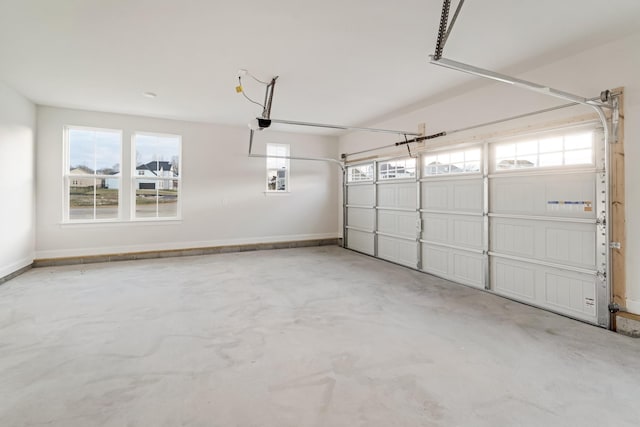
[1,246,639,427]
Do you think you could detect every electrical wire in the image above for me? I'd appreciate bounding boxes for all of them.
[238,77,265,108]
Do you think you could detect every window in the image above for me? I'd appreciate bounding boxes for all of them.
[423,148,481,176]
[494,130,594,171]
[133,133,181,219]
[64,127,122,221]
[266,143,289,192]
[378,158,416,180]
[347,163,374,182]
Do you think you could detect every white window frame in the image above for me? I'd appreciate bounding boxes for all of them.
[423,148,482,176]
[266,143,290,192]
[377,157,416,181]
[491,128,596,173]
[131,132,182,221]
[63,126,123,223]
[347,163,374,182]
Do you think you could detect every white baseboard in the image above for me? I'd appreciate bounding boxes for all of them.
[625,298,640,316]
[0,255,34,279]
[35,233,339,260]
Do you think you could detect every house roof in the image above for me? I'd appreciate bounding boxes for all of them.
[136,161,175,176]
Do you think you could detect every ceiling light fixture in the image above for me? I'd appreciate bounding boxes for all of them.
[143,92,157,98]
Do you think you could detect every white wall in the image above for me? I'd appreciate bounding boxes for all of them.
[0,81,36,278]
[339,32,640,313]
[36,106,340,258]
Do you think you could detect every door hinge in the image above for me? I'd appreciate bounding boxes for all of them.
[609,242,621,250]
[596,216,606,226]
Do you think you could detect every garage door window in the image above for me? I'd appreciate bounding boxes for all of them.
[494,130,594,171]
[378,158,416,180]
[347,163,374,182]
[423,148,481,176]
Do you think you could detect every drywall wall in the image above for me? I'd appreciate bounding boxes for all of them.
[339,32,640,314]
[0,81,36,278]
[36,106,340,258]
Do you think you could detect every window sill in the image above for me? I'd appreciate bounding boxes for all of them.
[263,191,291,195]
[60,218,182,228]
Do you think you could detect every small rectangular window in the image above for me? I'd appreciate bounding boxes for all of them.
[347,163,374,182]
[378,158,416,180]
[64,127,122,221]
[494,130,594,171]
[423,148,481,176]
[133,133,181,219]
[266,143,289,192]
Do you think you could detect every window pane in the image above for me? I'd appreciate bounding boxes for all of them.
[379,158,415,180]
[539,137,562,153]
[266,143,289,191]
[68,128,120,174]
[565,149,592,165]
[135,134,181,177]
[66,127,121,221]
[347,164,373,182]
[565,132,592,150]
[69,178,96,220]
[96,188,119,219]
[539,152,563,167]
[134,134,181,219]
[135,180,178,218]
[516,140,538,155]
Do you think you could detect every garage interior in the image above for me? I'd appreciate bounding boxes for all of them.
[1,1,640,426]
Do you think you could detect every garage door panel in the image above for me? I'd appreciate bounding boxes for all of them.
[452,252,484,288]
[491,218,596,269]
[545,271,596,318]
[422,214,448,242]
[545,227,596,267]
[422,245,448,275]
[347,207,374,230]
[493,258,536,299]
[453,181,483,211]
[378,183,416,209]
[422,179,482,213]
[491,257,597,322]
[422,244,484,289]
[378,235,417,268]
[378,210,416,239]
[347,185,374,206]
[491,173,596,219]
[422,214,483,249]
[346,229,374,255]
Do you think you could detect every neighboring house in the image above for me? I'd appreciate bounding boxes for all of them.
[379,163,415,179]
[104,172,120,190]
[497,159,535,169]
[69,167,98,188]
[425,162,463,175]
[135,161,177,190]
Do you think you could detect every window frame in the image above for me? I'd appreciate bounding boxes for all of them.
[63,125,123,223]
[377,157,416,181]
[347,163,374,183]
[131,131,182,221]
[422,147,482,177]
[491,128,596,173]
[265,143,290,193]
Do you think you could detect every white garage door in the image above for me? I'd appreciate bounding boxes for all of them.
[345,163,375,255]
[344,124,608,326]
[488,126,607,325]
[345,158,419,268]
[420,147,486,288]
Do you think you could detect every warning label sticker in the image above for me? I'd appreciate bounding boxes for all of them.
[547,200,593,213]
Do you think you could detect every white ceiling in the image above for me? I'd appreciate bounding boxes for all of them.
[1,0,639,132]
